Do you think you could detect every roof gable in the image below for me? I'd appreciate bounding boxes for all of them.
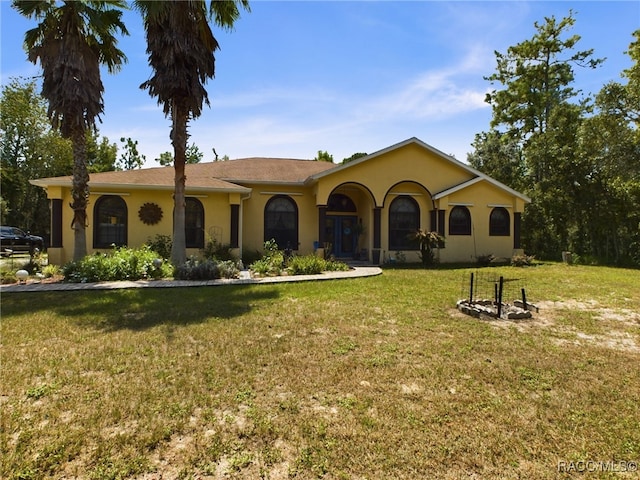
[311,137,531,203]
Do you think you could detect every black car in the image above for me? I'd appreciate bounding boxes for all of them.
[0,226,44,256]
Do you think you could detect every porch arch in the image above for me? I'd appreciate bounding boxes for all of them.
[318,183,376,259]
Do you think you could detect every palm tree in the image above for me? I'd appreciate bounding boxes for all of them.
[135,0,249,266]
[13,0,128,261]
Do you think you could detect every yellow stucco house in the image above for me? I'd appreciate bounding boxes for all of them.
[31,137,531,266]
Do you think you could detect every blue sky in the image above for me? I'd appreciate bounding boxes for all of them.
[1,1,638,167]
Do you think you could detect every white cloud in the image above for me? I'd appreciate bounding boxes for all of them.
[368,71,488,120]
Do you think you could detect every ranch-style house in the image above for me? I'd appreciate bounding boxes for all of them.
[31,137,531,265]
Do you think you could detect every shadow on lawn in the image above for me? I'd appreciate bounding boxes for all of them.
[2,285,281,331]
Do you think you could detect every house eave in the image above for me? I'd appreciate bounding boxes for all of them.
[29,179,251,194]
[221,179,308,188]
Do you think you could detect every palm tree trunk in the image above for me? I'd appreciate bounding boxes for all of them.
[170,101,188,266]
[70,127,89,261]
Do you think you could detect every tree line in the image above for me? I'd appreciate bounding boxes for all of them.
[468,12,639,266]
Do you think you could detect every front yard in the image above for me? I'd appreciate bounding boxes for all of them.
[2,263,639,479]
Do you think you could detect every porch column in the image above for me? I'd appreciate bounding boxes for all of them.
[46,188,65,265]
[230,204,240,248]
[50,199,63,248]
[514,212,522,249]
[318,206,326,243]
[373,207,381,249]
[372,207,382,264]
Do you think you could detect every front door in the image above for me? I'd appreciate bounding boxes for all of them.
[325,216,357,258]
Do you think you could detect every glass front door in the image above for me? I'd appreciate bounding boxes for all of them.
[325,216,357,258]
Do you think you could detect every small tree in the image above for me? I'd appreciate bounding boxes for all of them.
[314,150,334,162]
[342,152,368,164]
[411,229,443,266]
[117,137,146,170]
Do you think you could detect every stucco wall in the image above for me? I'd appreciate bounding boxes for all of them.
[47,187,233,264]
[240,185,319,255]
[437,181,519,263]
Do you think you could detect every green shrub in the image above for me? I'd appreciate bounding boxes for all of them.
[287,255,350,275]
[173,257,242,280]
[241,249,262,266]
[324,260,350,272]
[287,255,326,275]
[0,269,17,284]
[20,259,42,275]
[216,260,242,279]
[202,239,236,261]
[250,240,285,276]
[42,264,61,278]
[174,257,219,280]
[511,254,535,267]
[477,254,495,266]
[145,234,172,260]
[250,255,284,276]
[249,241,350,277]
[63,246,172,283]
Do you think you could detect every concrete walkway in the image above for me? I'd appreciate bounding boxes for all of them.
[0,266,382,293]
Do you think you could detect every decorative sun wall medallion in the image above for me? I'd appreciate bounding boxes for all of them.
[138,202,163,225]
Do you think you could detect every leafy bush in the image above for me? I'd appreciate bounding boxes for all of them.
[63,246,172,283]
[287,255,349,275]
[250,239,285,276]
[174,257,220,280]
[42,264,61,278]
[250,255,284,276]
[217,260,242,279]
[145,234,172,260]
[476,254,495,266]
[249,240,350,276]
[174,257,242,280]
[202,239,236,261]
[20,259,43,275]
[241,249,262,266]
[324,260,350,272]
[511,254,535,267]
[0,269,17,284]
[287,255,326,275]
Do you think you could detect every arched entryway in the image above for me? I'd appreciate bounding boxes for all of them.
[322,184,377,260]
[325,193,359,258]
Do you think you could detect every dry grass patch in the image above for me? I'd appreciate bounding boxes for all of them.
[2,264,639,479]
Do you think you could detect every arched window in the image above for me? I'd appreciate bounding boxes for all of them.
[490,207,510,236]
[185,198,205,248]
[327,193,356,212]
[94,195,127,248]
[389,196,419,250]
[264,195,298,250]
[449,206,471,235]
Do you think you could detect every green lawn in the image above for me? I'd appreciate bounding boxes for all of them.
[2,264,639,479]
